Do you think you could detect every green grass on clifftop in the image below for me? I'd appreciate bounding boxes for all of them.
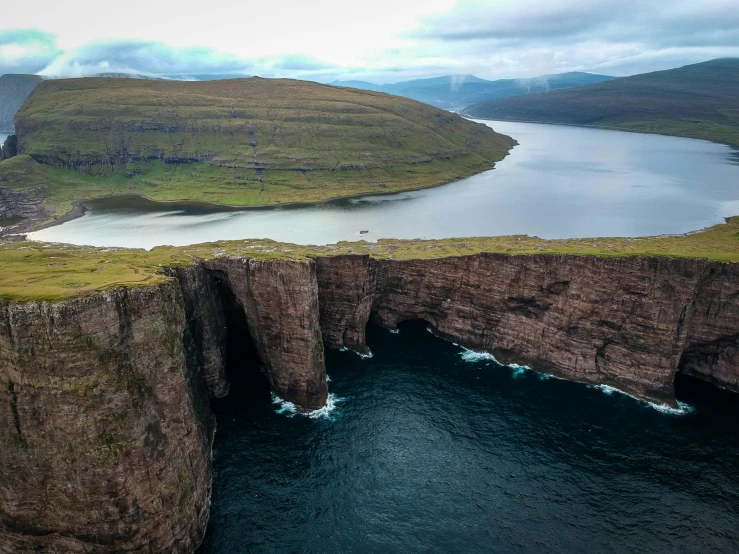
[4,77,514,225]
[2,218,738,301]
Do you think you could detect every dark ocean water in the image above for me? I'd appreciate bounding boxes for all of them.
[197,322,739,553]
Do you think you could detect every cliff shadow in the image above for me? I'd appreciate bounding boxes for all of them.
[676,335,739,395]
[209,272,271,400]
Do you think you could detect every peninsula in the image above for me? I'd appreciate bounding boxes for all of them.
[0,77,514,234]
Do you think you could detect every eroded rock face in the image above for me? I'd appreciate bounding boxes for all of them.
[172,265,229,398]
[204,256,327,410]
[315,253,739,403]
[0,280,214,552]
[0,186,48,234]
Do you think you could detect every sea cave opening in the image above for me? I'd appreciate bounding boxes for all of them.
[210,273,270,401]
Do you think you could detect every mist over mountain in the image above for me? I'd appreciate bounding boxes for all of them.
[462,58,739,147]
[331,72,615,109]
[0,74,42,132]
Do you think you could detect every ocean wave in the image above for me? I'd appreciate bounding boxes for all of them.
[458,347,532,378]
[339,347,374,359]
[459,348,497,363]
[389,328,400,334]
[589,384,695,415]
[511,367,527,379]
[271,392,345,420]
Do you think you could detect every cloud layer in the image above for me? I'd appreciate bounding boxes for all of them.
[2,0,738,82]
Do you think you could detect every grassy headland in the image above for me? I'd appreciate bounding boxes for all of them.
[2,77,514,226]
[463,59,739,147]
[2,217,738,301]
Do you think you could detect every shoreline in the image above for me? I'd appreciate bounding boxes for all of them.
[465,116,739,150]
[27,158,511,234]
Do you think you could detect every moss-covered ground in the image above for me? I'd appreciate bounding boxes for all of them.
[2,217,738,302]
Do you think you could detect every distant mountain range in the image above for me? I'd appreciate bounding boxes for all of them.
[330,72,616,110]
[462,59,739,147]
[0,75,43,132]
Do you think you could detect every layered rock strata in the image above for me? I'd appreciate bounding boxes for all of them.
[2,251,739,551]
[316,254,739,403]
[0,281,214,553]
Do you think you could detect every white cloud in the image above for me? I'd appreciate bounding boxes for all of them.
[1,0,738,81]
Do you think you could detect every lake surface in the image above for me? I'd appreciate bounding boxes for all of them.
[30,121,739,249]
[197,322,739,553]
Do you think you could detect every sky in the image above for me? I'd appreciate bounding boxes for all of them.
[2,0,739,83]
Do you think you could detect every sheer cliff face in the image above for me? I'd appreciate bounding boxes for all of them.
[1,251,738,551]
[0,281,214,553]
[202,256,327,409]
[315,254,739,402]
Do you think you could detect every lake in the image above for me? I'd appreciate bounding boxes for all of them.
[30,121,739,249]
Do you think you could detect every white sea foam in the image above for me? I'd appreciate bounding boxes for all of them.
[389,329,400,334]
[459,349,497,363]
[511,367,527,379]
[271,392,344,420]
[339,347,374,359]
[589,384,695,415]
[458,348,533,377]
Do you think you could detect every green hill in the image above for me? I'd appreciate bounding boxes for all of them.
[463,59,739,147]
[3,77,513,224]
[331,72,615,110]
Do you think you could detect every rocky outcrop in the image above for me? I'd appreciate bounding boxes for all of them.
[0,185,47,224]
[203,256,327,409]
[0,280,214,552]
[2,250,739,551]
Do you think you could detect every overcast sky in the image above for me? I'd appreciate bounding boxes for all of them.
[2,0,738,82]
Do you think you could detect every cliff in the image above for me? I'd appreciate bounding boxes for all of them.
[2,233,739,550]
[0,281,214,552]
[316,253,739,403]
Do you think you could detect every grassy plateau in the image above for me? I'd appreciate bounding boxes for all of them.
[2,217,738,302]
[463,59,739,148]
[2,77,514,225]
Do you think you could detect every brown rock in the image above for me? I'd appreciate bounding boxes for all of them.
[3,250,739,551]
[0,280,214,552]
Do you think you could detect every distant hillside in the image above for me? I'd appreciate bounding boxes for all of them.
[331,72,615,109]
[0,74,42,132]
[4,77,514,224]
[463,59,739,147]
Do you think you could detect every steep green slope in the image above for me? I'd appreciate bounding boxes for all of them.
[332,72,615,109]
[6,77,513,222]
[0,74,42,132]
[463,59,739,147]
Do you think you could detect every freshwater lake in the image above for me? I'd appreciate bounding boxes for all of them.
[30,121,739,248]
